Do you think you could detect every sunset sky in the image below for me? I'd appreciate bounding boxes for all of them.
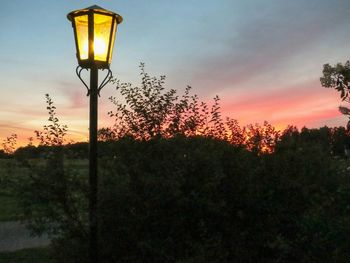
[1,0,350,145]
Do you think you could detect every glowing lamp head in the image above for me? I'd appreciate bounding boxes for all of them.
[67,5,123,69]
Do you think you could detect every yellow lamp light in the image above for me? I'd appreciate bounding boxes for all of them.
[67,5,123,69]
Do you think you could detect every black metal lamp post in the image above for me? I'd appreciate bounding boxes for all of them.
[67,5,122,263]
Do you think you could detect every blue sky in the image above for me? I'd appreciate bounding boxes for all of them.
[1,0,350,144]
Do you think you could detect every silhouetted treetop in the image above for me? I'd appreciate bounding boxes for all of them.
[102,63,280,153]
[35,94,67,146]
[321,60,350,129]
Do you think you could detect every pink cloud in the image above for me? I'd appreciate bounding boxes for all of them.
[219,79,343,128]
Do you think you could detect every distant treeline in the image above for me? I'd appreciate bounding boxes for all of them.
[1,125,349,160]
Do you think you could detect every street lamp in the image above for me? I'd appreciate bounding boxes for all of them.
[67,5,122,263]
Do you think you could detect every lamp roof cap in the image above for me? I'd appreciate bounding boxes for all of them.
[86,5,105,10]
[67,5,123,24]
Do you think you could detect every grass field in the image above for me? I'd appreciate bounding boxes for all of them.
[0,247,51,263]
[0,158,86,261]
[0,158,88,222]
[0,159,22,222]
[0,194,20,222]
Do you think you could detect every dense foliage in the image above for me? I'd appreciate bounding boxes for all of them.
[95,134,350,263]
[7,131,350,263]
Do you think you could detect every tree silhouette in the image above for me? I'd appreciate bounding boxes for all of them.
[104,63,279,153]
[321,61,350,128]
[9,94,89,262]
[5,64,350,262]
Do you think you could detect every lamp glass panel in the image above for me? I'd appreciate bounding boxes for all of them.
[108,20,117,64]
[93,13,113,62]
[74,15,89,60]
